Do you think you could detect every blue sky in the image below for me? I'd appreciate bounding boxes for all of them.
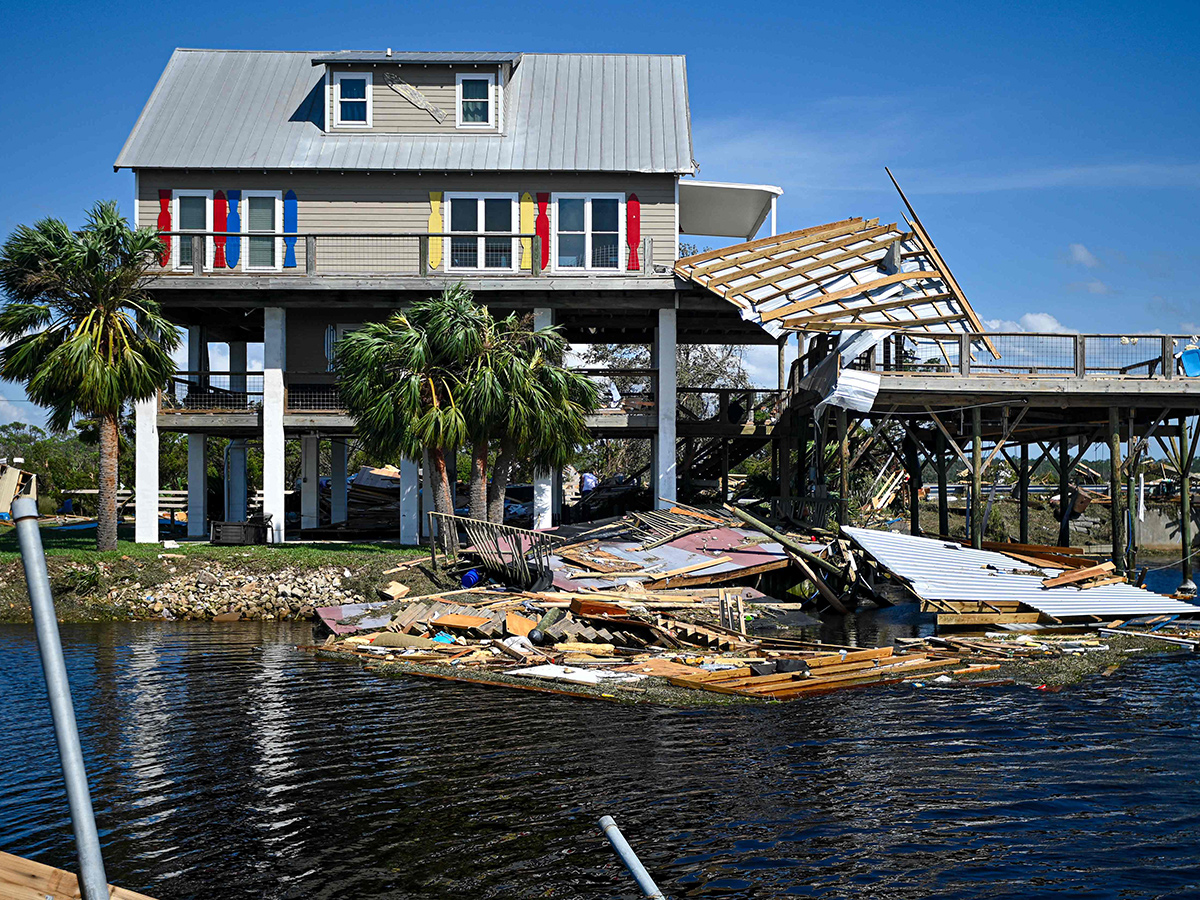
[1,0,1197,423]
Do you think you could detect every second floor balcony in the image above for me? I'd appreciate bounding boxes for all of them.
[152,231,666,281]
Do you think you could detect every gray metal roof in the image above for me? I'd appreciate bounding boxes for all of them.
[115,49,696,174]
[844,527,1200,619]
[310,51,523,65]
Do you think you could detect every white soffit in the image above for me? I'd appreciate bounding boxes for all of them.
[678,180,783,240]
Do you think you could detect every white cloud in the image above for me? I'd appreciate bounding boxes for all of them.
[1068,279,1113,295]
[0,394,47,427]
[1069,243,1100,267]
[983,312,1076,333]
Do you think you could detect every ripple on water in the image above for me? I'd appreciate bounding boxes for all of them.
[1,621,1198,899]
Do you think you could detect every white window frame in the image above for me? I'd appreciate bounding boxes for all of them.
[551,193,626,274]
[240,190,284,272]
[333,71,373,128]
[172,190,213,271]
[444,192,519,273]
[455,72,497,129]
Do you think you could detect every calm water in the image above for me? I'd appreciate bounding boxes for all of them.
[1,619,1199,900]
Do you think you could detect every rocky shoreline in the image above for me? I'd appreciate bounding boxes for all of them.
[0,552,437,624]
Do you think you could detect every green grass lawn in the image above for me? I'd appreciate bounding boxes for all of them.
[0,521,428,567]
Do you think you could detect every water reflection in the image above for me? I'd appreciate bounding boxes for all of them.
[1,621,1198,899]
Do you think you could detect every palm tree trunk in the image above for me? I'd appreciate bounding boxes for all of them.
[428,446,455,553]
[97,412,120,551]
[469,438,488,521]
[487,443,514,524]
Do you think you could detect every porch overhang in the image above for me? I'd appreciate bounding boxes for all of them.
[678,179,783,241]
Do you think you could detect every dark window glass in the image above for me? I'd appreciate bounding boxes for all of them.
[451,237,477,268]
[558,199,585,232]
[178,196,206,267]
[592,199,619,233]
[450,198,478,232]
[483,199,511,232]
[592,233,619,269]
[340,78,366,99]
[558,233,585,268]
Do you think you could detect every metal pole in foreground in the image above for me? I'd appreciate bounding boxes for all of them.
[598,815,667,900]
[13,496,109,900]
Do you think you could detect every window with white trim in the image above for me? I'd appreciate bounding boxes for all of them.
[243,191,282,271]
[174,190,212,270]
[446,193,517,271]
[456,73,495,128]
[553,194,624,272]
[333,71,372,127]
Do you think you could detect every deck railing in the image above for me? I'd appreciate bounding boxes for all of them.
[160,372,264,411]
[152,231,659,278]
[847,332,1194,378]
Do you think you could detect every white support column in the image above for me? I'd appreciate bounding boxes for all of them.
[330,437,348,524]
[134,396,159,543]
[187,435,207,537]
[532,308,554,529]
[421,449,433,541]
[301,435,320,530]
[770,195,778,236]
[400,456,419,544]
[655,306,678,509]
[263,308,287,542]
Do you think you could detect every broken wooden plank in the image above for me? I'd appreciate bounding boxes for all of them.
[1042,561,1115,588]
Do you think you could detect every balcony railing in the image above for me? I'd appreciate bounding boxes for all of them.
[842,333,1195,379]
[152,232,659,278]
[677,387,785,426]
[160,372,263,412]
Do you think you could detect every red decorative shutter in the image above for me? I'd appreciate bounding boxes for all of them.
[157,190,172,266]
[627,193,641,271]
[535,192,550,271]
[213,191,228,268]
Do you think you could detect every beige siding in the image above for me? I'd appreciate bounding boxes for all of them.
[137,171,679,270]
[327,64,504,135]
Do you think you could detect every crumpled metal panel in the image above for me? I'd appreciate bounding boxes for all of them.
[844,526,1200,618]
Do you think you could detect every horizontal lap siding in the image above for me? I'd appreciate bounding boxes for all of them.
[327,65,502,135]
[137,171,678,269]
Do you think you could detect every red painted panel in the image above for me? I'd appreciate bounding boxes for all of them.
[536,192,550,270]
[213,191,228,268]
[627,193,641,270]
[156,190,171,266]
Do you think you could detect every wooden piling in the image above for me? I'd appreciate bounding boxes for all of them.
[1108,407,1125,576]
[1057,438,1071,548]
[971,407,982,549]
[936,430,949,538]
[1181,417,1193,586]
[837,408,849,526]
[904,429,921,536]
[1018,442,1030,545]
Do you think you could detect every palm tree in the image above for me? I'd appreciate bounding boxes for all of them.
[335,287,474,545]
[0,201,181,551]
[336,286,598,536]
[485,327,598,524]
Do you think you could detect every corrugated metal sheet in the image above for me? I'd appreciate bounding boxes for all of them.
[115,50,695,173]
[843,526,1200,619]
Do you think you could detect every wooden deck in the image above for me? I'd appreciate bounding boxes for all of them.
[0,851,155,900]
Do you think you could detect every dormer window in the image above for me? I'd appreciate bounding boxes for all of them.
[456,73,496,128]
[333,72,372,128]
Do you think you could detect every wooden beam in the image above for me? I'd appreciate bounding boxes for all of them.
[702,225,902,289]
[925,408,972,470]
[679,218,870,274]
[796,292,956,325]
[757,270,945,322]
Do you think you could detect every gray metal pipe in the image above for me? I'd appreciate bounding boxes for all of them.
[598,815,667,900]
[13,496,110,900]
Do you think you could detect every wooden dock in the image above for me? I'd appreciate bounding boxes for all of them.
[0,851,155,900]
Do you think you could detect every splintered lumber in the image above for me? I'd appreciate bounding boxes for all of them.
[936,612,1042,626]
[1042,561,1115,589]
[722,503,843,578]
[1077,576,1130,590]
[788,552,849,614]
[620,556,733,579]
[430,613,491,631]
[0,851,158,900]
[378,581,411,600]
[505,611,538,637]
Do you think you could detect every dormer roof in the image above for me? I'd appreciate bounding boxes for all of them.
[115,49,696,174]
